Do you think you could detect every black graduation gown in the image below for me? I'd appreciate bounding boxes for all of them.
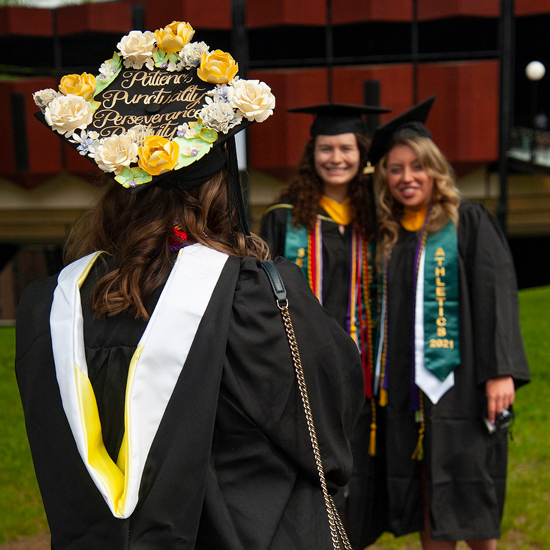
[15,254,365,550]
[348,200,531,547]
[261,205,353,331]
[261,205,382,549]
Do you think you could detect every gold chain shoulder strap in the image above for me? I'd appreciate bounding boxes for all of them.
[261,260,352,550]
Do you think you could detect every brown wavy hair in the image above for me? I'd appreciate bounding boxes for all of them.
[276,134,374,236]
[375,135,461,262]
[65,169,269,320]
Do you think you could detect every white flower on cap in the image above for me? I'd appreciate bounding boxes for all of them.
[98,58,120,82]
[228,79,276,123]
[126,124,155,147]
[95,134,139,174]
[117,30,157,70]
[198,98,242,134]
[179,41,210,68]
[45,94,93,138]
[33,88,60,113]
[69,129,100,157]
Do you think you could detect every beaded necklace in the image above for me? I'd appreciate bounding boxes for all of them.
[376,205,432,460]
[306,219,323,302]
[305,220,377,391]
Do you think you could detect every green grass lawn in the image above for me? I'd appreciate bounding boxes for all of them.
[0,328,47,544]
[0,286,549,547]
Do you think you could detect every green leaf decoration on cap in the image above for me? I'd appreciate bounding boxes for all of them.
[153,49,167,65]
[115,167,153,188]
[200,128,218,143]
[95,53,122,96]
[88,98,101,111]
[167,52,179,64]
[173,137,213,168]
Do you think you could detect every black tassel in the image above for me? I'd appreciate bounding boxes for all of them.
[226,137,251,237]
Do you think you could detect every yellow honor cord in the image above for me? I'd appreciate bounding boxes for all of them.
[411,392,425,461]
[401,206,429,232]
[368,397,377,456]
[319,195,353,226]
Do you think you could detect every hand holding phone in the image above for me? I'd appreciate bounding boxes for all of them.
[485,376,515,424]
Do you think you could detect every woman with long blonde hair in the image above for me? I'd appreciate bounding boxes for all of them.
[359,98,530,550]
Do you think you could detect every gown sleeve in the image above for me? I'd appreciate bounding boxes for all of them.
[226,256,365,492]
[458,201,530,387]
[260,206,289,258]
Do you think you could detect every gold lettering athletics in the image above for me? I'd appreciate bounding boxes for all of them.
[433,247,449,344]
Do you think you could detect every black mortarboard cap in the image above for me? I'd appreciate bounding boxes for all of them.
[32,22,275,196]
[288,103,391,137]
[367,95,436,166]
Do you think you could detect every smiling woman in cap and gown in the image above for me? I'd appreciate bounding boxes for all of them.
[352,96,531,550]
[15,22,365,550]
[260,102,393,546]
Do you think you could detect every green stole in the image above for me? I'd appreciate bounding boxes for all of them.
[284,210,309,279]
[421,219,461,381]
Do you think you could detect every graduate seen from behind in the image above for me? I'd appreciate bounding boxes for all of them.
[16,21,364,550]
[358,97,530,550]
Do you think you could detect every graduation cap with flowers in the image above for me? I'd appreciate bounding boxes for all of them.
[33,21,276,233]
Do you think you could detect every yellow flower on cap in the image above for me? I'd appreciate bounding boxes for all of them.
[59,73,97,101]
[197,50,238,84]
[138,136,180,176]
[155,21,195,53]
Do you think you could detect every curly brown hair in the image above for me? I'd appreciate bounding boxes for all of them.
[276,134,374,236]
[375,136,461,263]
[65,170,269,320]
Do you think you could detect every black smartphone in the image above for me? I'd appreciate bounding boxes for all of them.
[483,405,515,434]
